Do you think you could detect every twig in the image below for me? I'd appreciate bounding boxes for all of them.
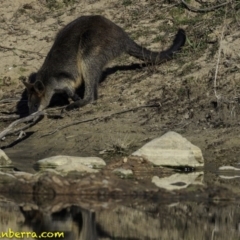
[0,111,63,122]
[0,115,21,121]
[40,104,160,138]
[181,0,229,12]
[0,98,23,103]
[16,131,26,140]
[0,44,45,57]
[214,4,228,101]
[0,111,45,140]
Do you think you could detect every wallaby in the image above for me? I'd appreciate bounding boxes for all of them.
[22,15,186,113]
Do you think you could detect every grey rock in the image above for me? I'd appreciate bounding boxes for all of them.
[56,163,98,175]
[132,131,204,167]
[34,155,106,174]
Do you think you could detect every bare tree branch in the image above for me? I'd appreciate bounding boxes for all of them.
[181,0,229,12]
[0,44,45,57]
[0,114,21,121]
[40,104,160,138]
[0,111,45,140]
[0,103,160,141]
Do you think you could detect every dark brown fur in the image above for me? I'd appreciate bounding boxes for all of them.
[23,15,186,113]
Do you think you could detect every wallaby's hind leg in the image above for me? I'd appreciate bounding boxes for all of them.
[65,62,101,111]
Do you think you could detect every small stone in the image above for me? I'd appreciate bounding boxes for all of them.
[99,149,107,155]
[0,149,12,166]
[102,179,109,185]
[52,175,63,186]
[0,89,3,100]
[113,168,133,177]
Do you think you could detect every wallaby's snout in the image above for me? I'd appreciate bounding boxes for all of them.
[22,77,49,114]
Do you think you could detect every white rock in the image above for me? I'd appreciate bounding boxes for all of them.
[56,162,98,175]
[152,172,203,191]
[0,149,12,166]
[132,131,204,167]
[34,155,106,174]
[36,155,106,168]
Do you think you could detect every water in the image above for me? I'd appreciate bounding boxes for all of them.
[0,196,239,240]
[0,162,240,240]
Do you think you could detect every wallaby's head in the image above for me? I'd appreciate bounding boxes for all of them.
[22,73,51,114]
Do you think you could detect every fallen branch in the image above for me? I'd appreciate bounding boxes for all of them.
[0,111,45,140]
[40,103,160,138]
[0,44,45,57]
[0,112,63,121]
[181,0,229,12]
[0,114,21,121]
[214,3,228,101]
[0,98,23,104]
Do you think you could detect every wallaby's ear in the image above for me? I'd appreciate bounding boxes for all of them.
[28,72,37,84]
[33,80,45,96]
[22,79,34,92]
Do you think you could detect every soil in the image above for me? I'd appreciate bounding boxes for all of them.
[0,0,240,190]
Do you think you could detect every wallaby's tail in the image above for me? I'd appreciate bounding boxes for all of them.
[126,29,186,64]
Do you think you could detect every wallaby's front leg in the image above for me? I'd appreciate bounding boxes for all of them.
[71,93,81,101]
[65,84,96,111]
[65,64,100,111]
[55,87,80,101]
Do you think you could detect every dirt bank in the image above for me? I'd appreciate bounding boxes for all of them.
[0,0,240,190]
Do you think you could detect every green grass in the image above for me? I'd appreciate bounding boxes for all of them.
[19,67,28,73]
[122,0,132,6]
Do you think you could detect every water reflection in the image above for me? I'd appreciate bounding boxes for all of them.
[21,206,97,240]
[0,198,239,240]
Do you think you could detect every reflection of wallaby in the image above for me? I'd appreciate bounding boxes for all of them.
[22,15,186,113]
[20,206,101,240]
